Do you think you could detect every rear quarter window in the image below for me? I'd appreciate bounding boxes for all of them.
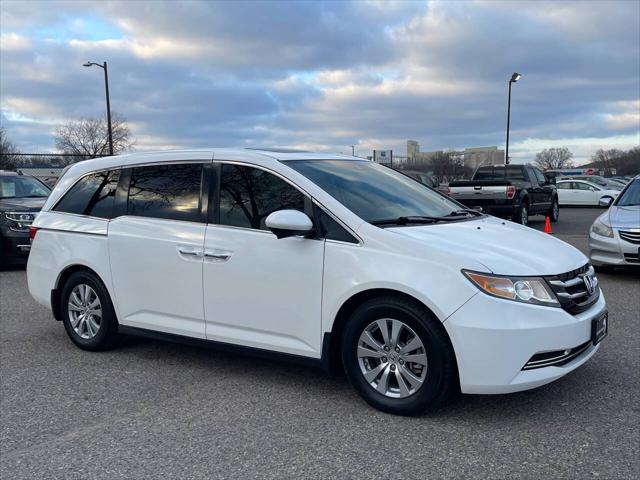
[53,170,120,219]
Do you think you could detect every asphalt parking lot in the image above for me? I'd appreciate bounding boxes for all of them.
[1,208,638,479]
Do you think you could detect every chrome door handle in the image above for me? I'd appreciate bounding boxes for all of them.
[204,250,232,261]
[177,247,203,258]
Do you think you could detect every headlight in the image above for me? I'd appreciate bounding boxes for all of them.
[4,212,36,223]
[3,212,36,232]
[591,219,613,238]
[463,271,559,306]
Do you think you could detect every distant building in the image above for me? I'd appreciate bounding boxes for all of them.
[405,141,504,170]
[463,146,505,170]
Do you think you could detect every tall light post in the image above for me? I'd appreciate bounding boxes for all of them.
[83,61,113,156]
[351,145,355,156]
[505,72,521,165]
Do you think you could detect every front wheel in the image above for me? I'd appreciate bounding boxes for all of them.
[60,271,120,351]
[341,296,457,416]
[549,198,560,223]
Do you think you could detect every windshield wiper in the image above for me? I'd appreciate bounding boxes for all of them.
[448,208,483,217]
[370,216,444,226]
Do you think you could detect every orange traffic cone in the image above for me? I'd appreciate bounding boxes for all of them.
[544,216,553,234]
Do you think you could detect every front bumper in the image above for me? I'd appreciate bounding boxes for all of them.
[589,230,640,266]
[444,290,607,394]
[0,227,31,265]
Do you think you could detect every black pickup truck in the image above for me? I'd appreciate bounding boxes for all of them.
[448,165,559,226]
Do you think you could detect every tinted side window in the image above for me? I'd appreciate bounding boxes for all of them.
[556,182,570,190]
[127,164,203,222]
[219,164,305,230]
[534,169,547,185]
[575,182,593,191]
[54,170,120,219]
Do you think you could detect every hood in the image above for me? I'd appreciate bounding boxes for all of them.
[0,196,47,212]
[608,205,640,229]
[387,216,587,276]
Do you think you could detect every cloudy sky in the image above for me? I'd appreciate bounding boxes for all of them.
[1,0,639,164]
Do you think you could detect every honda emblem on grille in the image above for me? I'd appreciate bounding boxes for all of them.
[583,275,595,295]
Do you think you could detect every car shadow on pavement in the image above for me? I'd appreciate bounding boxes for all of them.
[114,333,607,420]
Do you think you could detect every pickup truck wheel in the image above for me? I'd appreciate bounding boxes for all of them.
[549,198,560,223]
[513,203,528,226]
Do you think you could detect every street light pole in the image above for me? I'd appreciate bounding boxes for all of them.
[351,145,355,156]
[505,72,521,165]
[83,61,114,156]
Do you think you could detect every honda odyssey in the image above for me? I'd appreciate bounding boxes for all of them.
[27,149,607,415]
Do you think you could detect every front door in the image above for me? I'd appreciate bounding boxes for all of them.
[202,163,324,357]
[108,162,208,338]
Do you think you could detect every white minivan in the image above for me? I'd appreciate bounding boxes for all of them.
[27,149,608,415]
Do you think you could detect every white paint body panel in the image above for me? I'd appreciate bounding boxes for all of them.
[108,216,207,338]
[27,148,606,395]
[203,226,324,356]
[556,181,619,206]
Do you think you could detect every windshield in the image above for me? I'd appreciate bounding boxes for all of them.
[615,178,640,207]
[0,175,50,199]
[286,160,466,223]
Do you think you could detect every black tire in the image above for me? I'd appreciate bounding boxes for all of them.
[549,198,560,223]
[513,202,529,226]
[341,296,457,416]
[60,271,119,351]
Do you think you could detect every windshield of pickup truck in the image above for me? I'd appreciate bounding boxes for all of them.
[474,166,525,181]
[286,159,467,224]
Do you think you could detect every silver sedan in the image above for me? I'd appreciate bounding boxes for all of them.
[589,175,640,268]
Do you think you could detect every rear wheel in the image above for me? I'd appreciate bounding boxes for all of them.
[513,203,528,226]
[549,198,560,222]
[60,271,119,351]
[341,296,457,416]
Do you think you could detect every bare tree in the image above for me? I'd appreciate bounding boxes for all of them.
[0,126,20,170]
[429,151,470,184]
[54,113,134,160]
[534,148,574,170]
[591,148,624,176]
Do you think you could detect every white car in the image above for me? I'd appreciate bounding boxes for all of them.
[27,149,607,415]
[589,175,640,268]
[556,180,619,206]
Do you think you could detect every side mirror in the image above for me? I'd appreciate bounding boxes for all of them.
[265,209,314,239]
[598,197,613,207]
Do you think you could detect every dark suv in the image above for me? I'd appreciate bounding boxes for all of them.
[0,171,50,265]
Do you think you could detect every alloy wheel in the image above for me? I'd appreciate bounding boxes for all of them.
[357,318,428,398]
[68,284,102,339]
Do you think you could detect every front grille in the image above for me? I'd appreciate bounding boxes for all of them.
[546,264,599,315]
[623,253,640,264]
[619,230,640,245]
[522,340,592,370]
